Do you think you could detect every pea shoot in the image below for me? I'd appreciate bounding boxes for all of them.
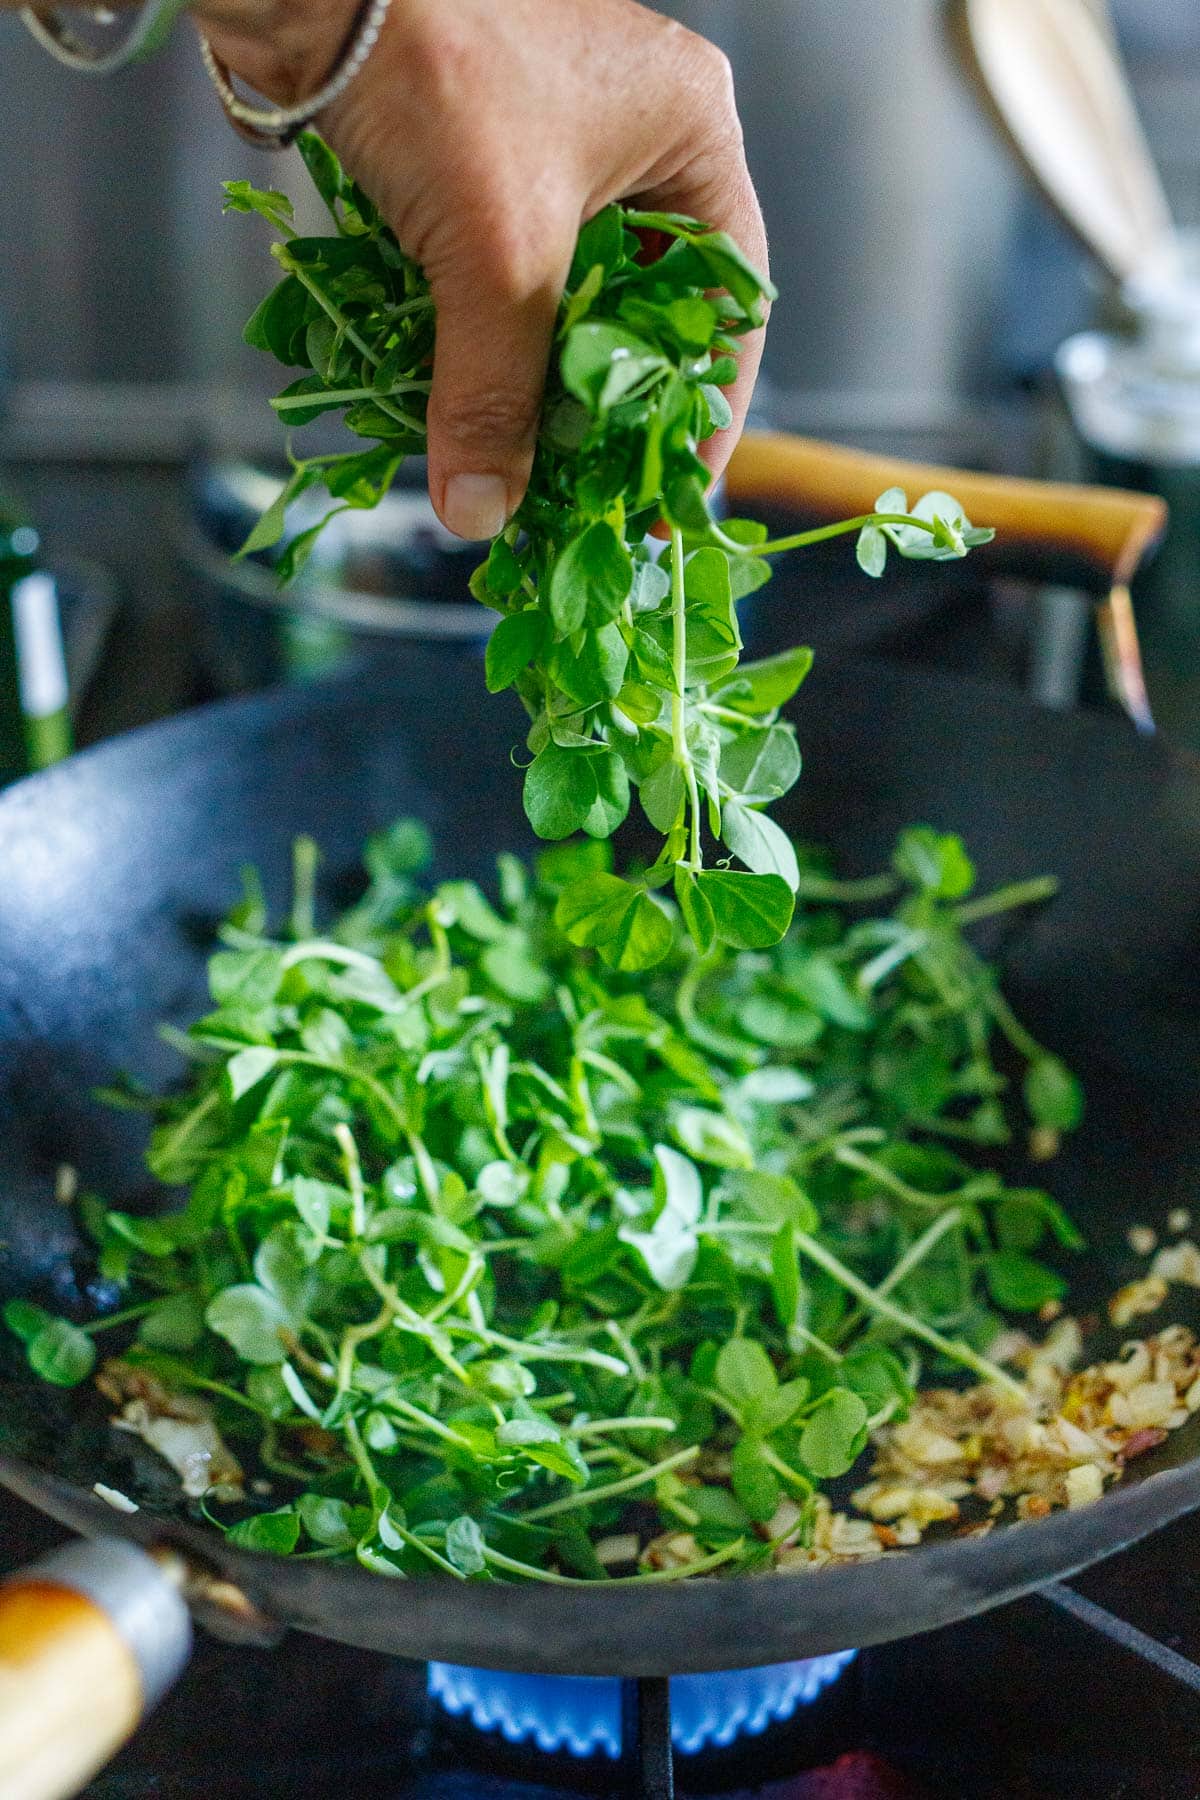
[224,136,994,972]
[5,823,1083,1582]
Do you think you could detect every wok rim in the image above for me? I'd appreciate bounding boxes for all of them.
[2,1448,1198,1674]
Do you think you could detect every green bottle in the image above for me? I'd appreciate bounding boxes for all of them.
[0,505,72,783]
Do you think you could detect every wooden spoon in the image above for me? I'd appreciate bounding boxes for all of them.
[949,0,1177,283]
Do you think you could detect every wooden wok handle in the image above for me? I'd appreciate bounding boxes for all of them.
[726,430,1166,728]
[0,1540,192,1800]
[726,429,1167,594]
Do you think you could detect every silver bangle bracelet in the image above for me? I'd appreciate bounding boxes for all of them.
[198,0,391,149]
[20,0,191,74]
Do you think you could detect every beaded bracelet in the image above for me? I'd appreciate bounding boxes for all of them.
[198,0,391,148]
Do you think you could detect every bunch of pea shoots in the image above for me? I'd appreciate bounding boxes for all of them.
[1,137,1086,1587]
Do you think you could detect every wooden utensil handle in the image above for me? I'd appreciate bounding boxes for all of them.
[0,1540,191,1800]
[726,429,1167,594]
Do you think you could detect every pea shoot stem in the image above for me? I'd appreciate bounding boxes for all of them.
[335,1123,366,1239]
[836,1207,968,1345]
[987,989,1052,1065]
[713,513,943,560]
[280,253,383,374]
[794,1230,1026,1399]
[520,1445,699,1522]
[953,877,1060,926]
[271,381,431,412]
[79,1299,161,1335]
[482,1537,746,1585]
[670,526,703,871]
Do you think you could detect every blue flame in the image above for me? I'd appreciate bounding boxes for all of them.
[428,1652,857,1758]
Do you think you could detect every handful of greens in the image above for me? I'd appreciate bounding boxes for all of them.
[6,823,1083,1583]
[225,137,993,974]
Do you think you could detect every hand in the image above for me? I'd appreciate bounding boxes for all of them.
[194,0,768,541]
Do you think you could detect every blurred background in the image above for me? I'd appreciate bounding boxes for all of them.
[0,0,1198,746]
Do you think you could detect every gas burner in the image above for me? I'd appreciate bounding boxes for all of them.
[427,1652,858,1757]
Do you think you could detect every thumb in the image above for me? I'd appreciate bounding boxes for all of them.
[425,257,564,542]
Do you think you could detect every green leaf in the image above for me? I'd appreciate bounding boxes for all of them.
[631,561,672,615]
[570,205,624,283]
[672,1105,753,1169]
[549,523,633,633]
[619,1218,698,1291]
[731,1436,782,1522]
[227,1046,281,1101]
[700,382,734,433]
[640,758,687,834]
[294,132,344,215]
[485,610,546,694]
[523,744,630,841]
[291,1176,341,1241]
[840,1346,913,1416]
[445,1514,487,1575]
[721,802,800,889]
[1024,1058,1084,1132]
[555,874,674,972]
[984,1251,1068,1313]
[222,180,296,234]
[652,1144,703,1226]
[139,1293,205,1352]
[798,1389,870,1479]
[733,1066,814,1105]
[667,296,719,348]
[253,1224,314,1318]
[298,1493,355,1548]
[209,947,285,1010]
[550,621,629,706]
[882,491,989,563]
[239,278,310,374]
[475,1358,537,1400]
[695,870,794,949]
[481,935,553,1002]
[536,838,612,889]
[324,446,406,508]
[438,880,509,942]
[713,646,813,715]
[722,1169,816,1231]
[716,1338,777,1416]
[771,1227,804,1341]
[681,547,740,683]
[3,1299,50,1344]
[758,1376,812,1436]
[560,321,667,413]
[693,229,778,316]
[26,1318,96,1387]
[857,524,887,578]
[893,827,975,899]
[790,954,873,1030]
[719,725,801,805]
[227,1507,301,1554]
[364,1411,399,1450]
[674,869,716,954]
[205,1285,289,1364]
[995,1190,1085,1254]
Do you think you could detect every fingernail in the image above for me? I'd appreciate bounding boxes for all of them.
[442,473,510,541]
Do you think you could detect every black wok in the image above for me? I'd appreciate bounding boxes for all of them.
[2,648,1200,1691]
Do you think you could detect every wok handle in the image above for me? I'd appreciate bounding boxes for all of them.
[725,429,1167,728]
[0,1539,192,1800]
[725,429,1166,592]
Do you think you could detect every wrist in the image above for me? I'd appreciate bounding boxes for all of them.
[192,0,363,107]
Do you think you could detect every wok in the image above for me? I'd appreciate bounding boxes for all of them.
[0,436,1191,1799]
